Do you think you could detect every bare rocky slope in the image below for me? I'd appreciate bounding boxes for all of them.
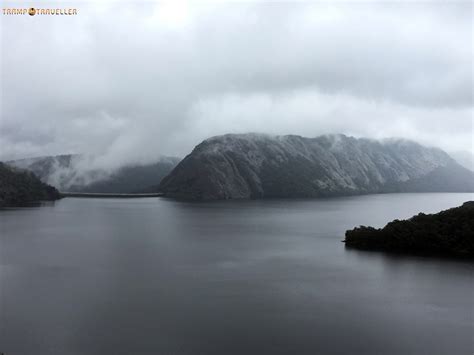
[159,133,474,200]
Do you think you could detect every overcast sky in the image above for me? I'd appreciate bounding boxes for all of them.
[1,0,472,168]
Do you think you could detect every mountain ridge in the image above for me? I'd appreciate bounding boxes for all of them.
[159,133,474,200]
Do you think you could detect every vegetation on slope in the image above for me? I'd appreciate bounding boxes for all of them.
[0,162,61,207]
[344,201,474,258]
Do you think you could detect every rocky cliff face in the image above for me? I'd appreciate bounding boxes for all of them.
[159,133,474,200]
[0,162,61,207]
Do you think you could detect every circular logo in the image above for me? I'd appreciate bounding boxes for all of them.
[28,8,36,16]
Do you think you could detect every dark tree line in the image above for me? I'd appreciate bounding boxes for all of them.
[345,201,474,258]
[0,162,61,207]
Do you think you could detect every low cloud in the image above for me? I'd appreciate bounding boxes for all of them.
[1,1,472,166]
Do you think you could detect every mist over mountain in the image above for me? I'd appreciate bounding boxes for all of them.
[10,134,472,198]
[2,3,472,163]
[449,151,474,172]
[10,154,81,188]
[67,159,180,193]
[159,133,474,200]
[9,155,180,193]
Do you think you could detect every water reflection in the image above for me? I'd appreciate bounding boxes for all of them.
[1,193,473,355]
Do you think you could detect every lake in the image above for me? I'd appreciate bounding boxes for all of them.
[1,193,473,355]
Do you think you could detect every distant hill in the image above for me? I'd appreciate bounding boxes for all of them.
[67,159,181,193]
[159,133,474,200]
[8,155,180,193]
[0,162,61,207]
[344,201,474,258]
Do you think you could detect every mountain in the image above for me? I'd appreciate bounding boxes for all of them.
[0,162,61,207]
[8,155,180,193]
[159,133,474,200]
[344,201,474,258]
[67,159,180,193]
[449,151,474,172]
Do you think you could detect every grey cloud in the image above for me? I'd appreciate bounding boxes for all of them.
[1,1,472,165]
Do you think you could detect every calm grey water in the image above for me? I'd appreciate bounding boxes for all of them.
[1,193,473,355]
